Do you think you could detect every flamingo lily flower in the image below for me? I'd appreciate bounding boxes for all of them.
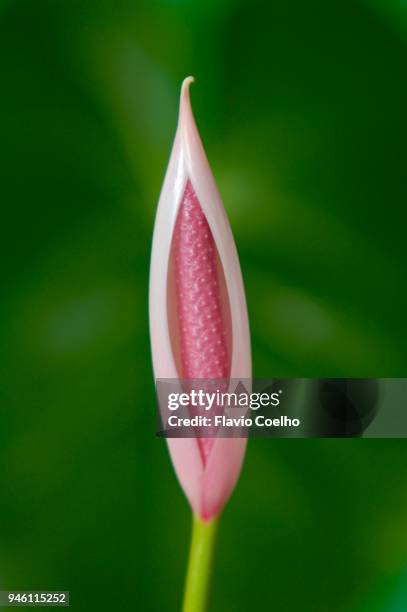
[149,77,251,522]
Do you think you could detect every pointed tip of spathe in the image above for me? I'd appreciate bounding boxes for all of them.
[178,76,197,141]
[180,76,195,115]
[181,75,195,96]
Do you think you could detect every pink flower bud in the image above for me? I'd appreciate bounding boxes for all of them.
[149,77,251,521]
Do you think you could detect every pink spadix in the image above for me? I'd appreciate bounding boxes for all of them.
[149,77,251,520]
[173,180,230,463]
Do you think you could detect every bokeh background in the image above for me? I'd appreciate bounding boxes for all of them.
[1,0,406,610]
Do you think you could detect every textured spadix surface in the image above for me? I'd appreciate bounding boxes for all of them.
[173,180,230,463]
[173,180,230,382]
[149,77,251,520]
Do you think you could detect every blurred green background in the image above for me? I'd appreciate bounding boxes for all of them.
[1,0,406,610]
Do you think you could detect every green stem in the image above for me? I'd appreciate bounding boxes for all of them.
[182,514,219,612]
